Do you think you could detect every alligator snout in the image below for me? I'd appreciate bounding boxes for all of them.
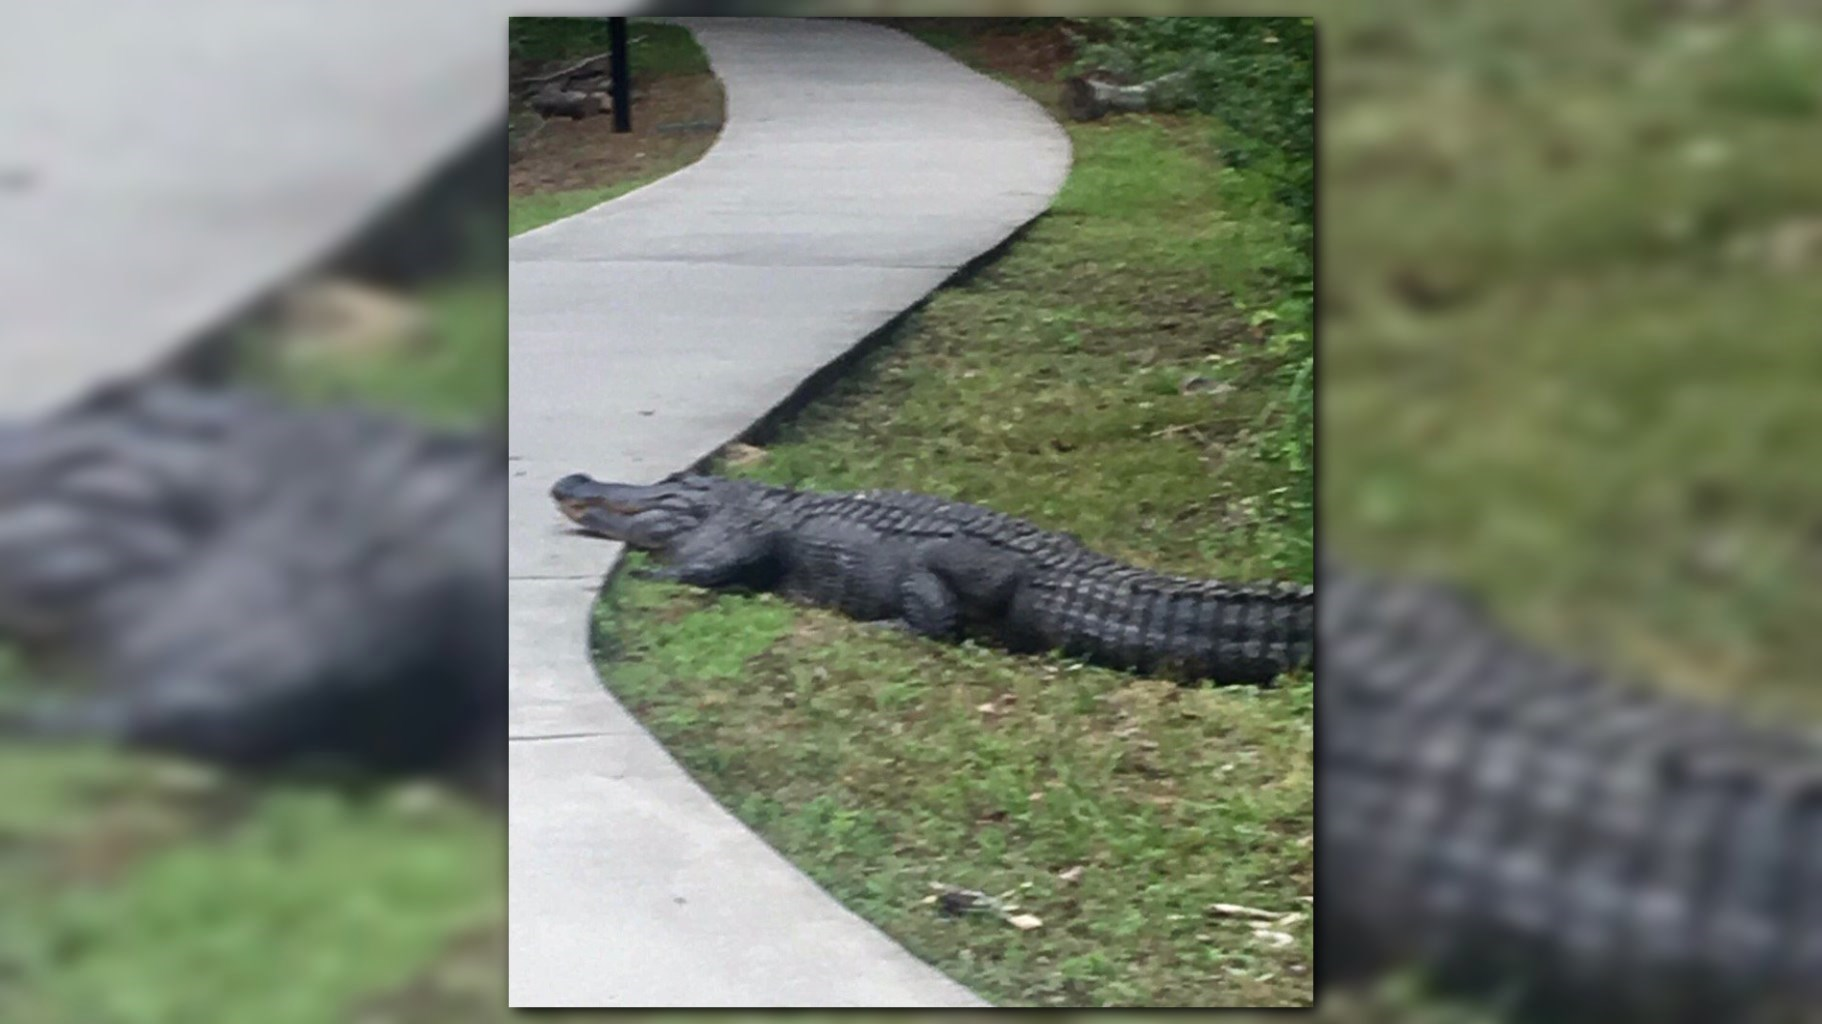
[550,473,662,527]
[550,473,595,499]
[551,473,599,525]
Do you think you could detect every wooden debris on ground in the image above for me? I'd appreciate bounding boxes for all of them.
[514,51,623,124]
[721,442,769,467]
[923,882,1043,930]
[272,277,433,358]
[1062,68,1197,122]
[1208,902,1309,949]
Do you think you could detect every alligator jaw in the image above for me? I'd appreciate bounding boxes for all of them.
[559,504,643,542]
[550,473,672,546]
[550,473,662,516]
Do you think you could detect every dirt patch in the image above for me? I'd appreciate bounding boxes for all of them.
[968,21,1079,82]
[509,72,724,197]
[884,18,1079,83]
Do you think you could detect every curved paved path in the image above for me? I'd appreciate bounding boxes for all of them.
[508,18,1070,1009]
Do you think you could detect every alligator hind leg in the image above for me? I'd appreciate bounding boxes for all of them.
[899,570,961,641]
[919,539,1025,614]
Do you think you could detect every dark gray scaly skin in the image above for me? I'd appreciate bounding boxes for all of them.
[551,471,1314,685]
[0,380,505,775]
[1321,560,1822,1023]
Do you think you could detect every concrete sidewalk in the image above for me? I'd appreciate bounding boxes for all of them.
[508,18,1070,1008]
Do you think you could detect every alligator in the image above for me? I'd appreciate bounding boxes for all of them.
[1321,560,1822,1023]
[551,470,1315,686]
[0,379,505,776]
[557,469,1822,1020]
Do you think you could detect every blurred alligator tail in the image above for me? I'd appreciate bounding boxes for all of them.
[1321,561,1822,1023]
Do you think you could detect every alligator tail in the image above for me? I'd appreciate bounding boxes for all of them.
[1320,564,1822,1022]
[1020,567,1314,684]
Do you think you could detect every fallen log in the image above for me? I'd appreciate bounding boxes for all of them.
[529,83,609,121]
[1062,68,1197,122]
[516,51,612,92]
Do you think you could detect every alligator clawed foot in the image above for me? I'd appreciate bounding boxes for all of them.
[859,618,958,645]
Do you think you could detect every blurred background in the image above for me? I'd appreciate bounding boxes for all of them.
[0,12,508,1018]
[5,0,1822,1019]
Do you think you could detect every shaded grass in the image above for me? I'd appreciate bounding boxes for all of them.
[594,108,1313,1007]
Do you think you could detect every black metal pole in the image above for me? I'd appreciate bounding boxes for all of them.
[609,17,631,133]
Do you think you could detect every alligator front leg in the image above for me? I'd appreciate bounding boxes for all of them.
[635,514,780,590]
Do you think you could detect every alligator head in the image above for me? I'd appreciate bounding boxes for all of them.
[550,471,727,550]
